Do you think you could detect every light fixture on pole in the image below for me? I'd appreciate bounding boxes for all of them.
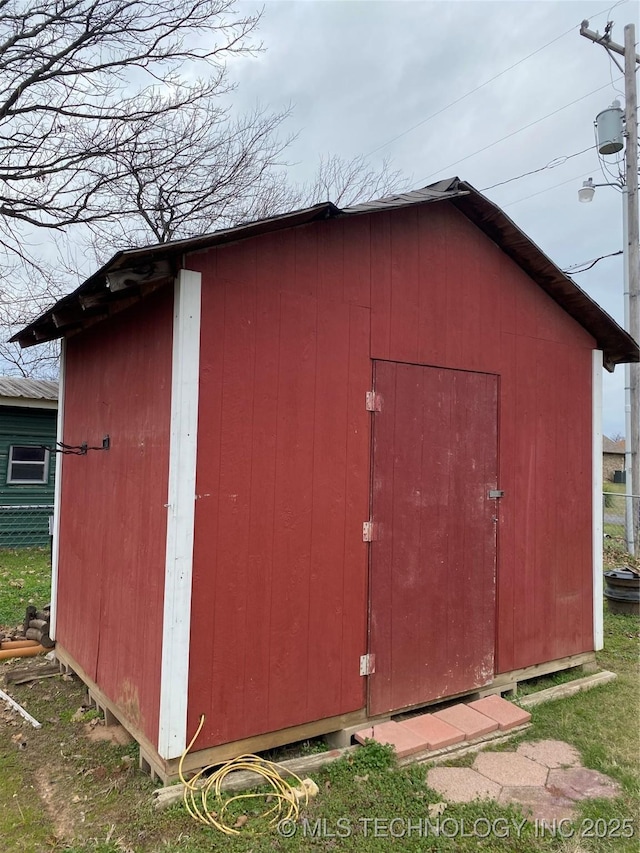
[577,177,622,203]
[578,178,596,203]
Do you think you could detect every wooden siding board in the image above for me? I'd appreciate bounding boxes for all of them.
[216,236,254,284]
[417,205,448,367]
[444,370,497,692]
[388,208,420,364]
[370,213,392,361]
[317,219,344,305]
[533,339,558,666]
[307,299,350,719]
[211,279,257,739]
[420,368,454,699]
[294,224,319,299]
[57,287,173,744]
[388,362,426,707]
[267,292,317,731]
[342,215,371,307]
[554,346,593,659]
[512,335,538,664]
[253,230,296,297]
[242,288,281,734]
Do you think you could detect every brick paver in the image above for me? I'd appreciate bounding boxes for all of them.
[354,721,427,758]
[468,694,532,730]
[400,714,465,750]
[432,703,499,738]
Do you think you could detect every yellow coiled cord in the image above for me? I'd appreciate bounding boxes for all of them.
[178,715,309,835]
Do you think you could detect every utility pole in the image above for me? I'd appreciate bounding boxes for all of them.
[580,20,640,553]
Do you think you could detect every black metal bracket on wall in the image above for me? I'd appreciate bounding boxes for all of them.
[47,435,110,455]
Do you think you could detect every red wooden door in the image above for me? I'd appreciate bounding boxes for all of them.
[368,361,499,715]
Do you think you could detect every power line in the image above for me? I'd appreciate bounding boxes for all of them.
[501,171,593,207]
[366,0,628,158]
[419,80,622,184]
[480,145,595,191]
[563,249,623,273]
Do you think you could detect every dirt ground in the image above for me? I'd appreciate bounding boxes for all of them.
[0,654,167,852]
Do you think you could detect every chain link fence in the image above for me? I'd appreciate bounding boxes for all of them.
[0,504,54,548]
[603,491,640,557]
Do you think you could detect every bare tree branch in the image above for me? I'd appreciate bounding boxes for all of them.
[0,0,262,239]
[0,2,408,377]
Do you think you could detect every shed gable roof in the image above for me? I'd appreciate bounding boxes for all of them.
[11,178,639,369]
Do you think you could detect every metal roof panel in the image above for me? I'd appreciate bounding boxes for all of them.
[0,376,58,401]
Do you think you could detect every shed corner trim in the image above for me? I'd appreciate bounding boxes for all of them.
[592,349,604,651]
[49,339,67,640]
[158,268,202,759]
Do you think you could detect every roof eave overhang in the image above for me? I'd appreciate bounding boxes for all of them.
[11,183,638,369]
[12,203,338,349]
[448,181,638,370]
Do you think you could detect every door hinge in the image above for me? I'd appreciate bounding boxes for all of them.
[362,521,377,542]
[488,489,504,499]
[365,391,381,412]
[360,653,376,676]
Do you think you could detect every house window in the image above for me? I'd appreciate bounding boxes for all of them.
[7,445,50,484]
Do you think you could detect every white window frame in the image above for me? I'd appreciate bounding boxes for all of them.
[7,445,50,485]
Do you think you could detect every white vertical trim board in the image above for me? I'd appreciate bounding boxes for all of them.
[158,269,202,759]
[592,350,604,651]
[49,339,66,640]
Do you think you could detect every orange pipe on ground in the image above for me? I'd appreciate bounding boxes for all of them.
[0,640,39,651]
[0,644,46,661]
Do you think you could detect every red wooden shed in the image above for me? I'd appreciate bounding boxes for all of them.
[14,178,639,780]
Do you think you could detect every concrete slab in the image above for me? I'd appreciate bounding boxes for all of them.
[516,740,581,769]
[433,704,499,738]
[474,751,548,787]
[468,695,532,730]
[400,714,465,750]
[354,721,427,758]
[499,786,577,825]
[426,767,501,803]
[547,767,622,801]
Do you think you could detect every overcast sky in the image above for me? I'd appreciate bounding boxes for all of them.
[226,0,638,437]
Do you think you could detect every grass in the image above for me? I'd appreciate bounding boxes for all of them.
[0,547,52,627]
[0,550,638,851]
[516,664,591,697]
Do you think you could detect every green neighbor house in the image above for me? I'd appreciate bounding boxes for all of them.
[0,377,58,547]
